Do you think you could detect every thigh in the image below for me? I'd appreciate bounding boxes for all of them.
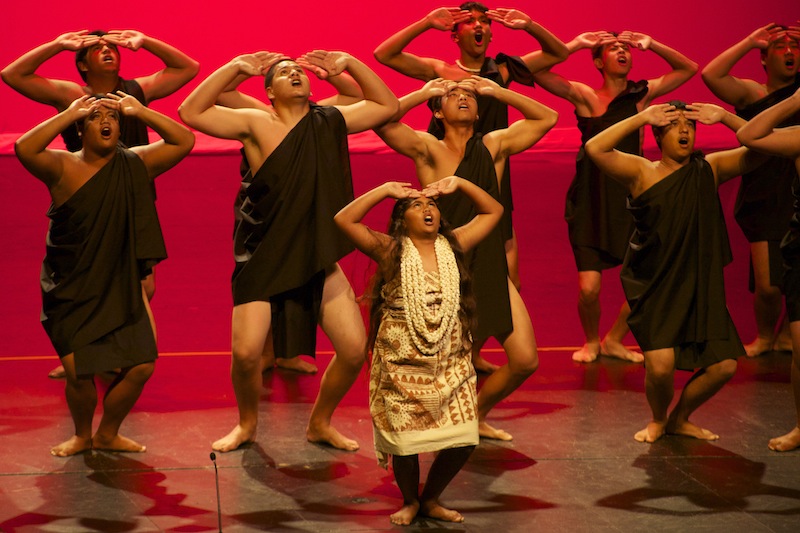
[500,279,538,370]
[319,264,366,360]
[232,301,272,360]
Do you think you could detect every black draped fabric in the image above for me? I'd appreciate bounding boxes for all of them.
[438,134,512,340]
[735,76,800,290]
[428,54,535,240]
[231,104,355,358]
[61,78,150,152]
[621,152,744,370]
[567,80,648,271]
[782,169,800,321]
[41,147,166,374]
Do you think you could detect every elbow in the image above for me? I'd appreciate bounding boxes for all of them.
[185,59,201,80]
[177,104,193,127]
[545,109,559,130]
[687,60,700,77]
[373,47,389,66]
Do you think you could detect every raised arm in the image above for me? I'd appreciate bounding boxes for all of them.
[487,9,568,73]
[110,92,194,178]
[701,24,783,108]
[532,31,617,108]
[737,86,800,159]
[179,53,276,139]
[473,77,558,157]
[373,7,469,80]
[1,31,93,108]
[585,104,674,191]
[374,79,449,161]
[334,181,420,262]
[618,32,698,104]
[102,30,199,102]
[14,95,96,187]
[424,176,503,253]
[299,51,398,133]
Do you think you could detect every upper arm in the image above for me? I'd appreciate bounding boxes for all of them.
[14,144,67,187]
[3,74,81,109]
[375,52,442,82]
[533,70,589,108]
[452,208,503,253]
[700,73,763,109]
[741,126,800,159]
[375,121,432,161]
[709,146,765,185]
[336,100,396,133]
[339,222,393,263]
[135,63,200,102]
[587,148,648,190]
[488,112,557,158]
[179,104,258,141]
[216,89,271,112]
[131,135,195,179]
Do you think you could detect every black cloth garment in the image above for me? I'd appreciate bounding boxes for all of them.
[428,54,535,241]
[62,78,150,152]
[41,147,166,374]
[438,134,513,340]
[621,152,744,370]
[735,75,800,290]
[782,167,800,321]
[231,104,355,359]
[567,80,648,271]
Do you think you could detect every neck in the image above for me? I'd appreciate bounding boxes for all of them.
[273,98,311,125]
[766,71,798,94]
[455,58,482,73]
[599,73,629,94]
[442,124,474,155]
[85,72,121,95]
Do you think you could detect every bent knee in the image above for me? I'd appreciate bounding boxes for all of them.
[711,359,738,380]
[509,352,539,376]
[125,362,155,383]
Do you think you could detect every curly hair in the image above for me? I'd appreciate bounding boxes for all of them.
[365,197,476,353]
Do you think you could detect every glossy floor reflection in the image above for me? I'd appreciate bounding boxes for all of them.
[1,349,798,532]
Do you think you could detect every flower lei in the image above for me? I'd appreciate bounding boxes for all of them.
[400,235,461,355]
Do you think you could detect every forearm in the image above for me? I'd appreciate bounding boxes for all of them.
[1,39,61,82]
[648,39,698,74]
[335,184,390,227]
[136,106,193,146]
[180,62,240,122]
[494,87,555,121]
[344,55,395,109]
[525,22,568,62]
[141,35,199,72]
[16,108,76,156]
[374,18,429,63]
[587,112,648,155]
[458,178,502,216]
[738,92,800,142]
[701,38,753,82]
[327,72,363,100]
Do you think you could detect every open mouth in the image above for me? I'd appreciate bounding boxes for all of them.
[618,56,628,65]
[475,31,484,45]
[291,79,302,86]
[678,137,689,147]
[786,57,796,68]
[101,126,112,138]
[424,214,434,224]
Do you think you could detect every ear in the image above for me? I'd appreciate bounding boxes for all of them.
[267,87,275,100]
[77,61,89,73]
[593,57,604,70]
[434,110,444,119]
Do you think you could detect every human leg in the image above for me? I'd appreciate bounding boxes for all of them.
[93,361,155,452]
[213,300,272,452]
[260,327,318,374]
[505,229,521,292]
[310,264,367,451]
[746,242,784,356]
[769,321,800,451]
[600,301,644,363]
[666,357,737,441]
[419,446,475,523]
[574,270,602,362]
[390,454,421,525]
[477,279,538,440]
[471,337,500,374]
[634,348,676,443]
[51,353,96,457]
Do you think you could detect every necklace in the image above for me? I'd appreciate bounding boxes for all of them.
[400,235,461,355]
[455,59,482,74]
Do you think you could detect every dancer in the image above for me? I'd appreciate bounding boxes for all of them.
[737,86,800,451]
[374,3,567,317]
[534,30,697,363]
[14,93,194,456]
[585,102,763,442]
[376,76,557,440]
[334,176,502,525]
[2,29,199,377]
[179,50,398,452]
[702,22,800,356]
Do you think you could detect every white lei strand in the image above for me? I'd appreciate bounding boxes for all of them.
[400,235,461,355]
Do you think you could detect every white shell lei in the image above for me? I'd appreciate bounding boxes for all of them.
[400,235,461,355]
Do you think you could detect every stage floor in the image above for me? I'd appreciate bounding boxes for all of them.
[1,349,799,532]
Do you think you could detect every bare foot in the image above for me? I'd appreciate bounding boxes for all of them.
[307,424,359,451]
[771,336,793,353]
[50,435,92,457]
[600,339,644,363]
[276,357,318,374]
[634,421,666,443]
[420,500,465,523]
[479,421,513,441]
[48,365,66,379]
[744,337,773,357]
[472,355,500,374]
[212,425,255,452]
[665,420,719,441]
[389,501,420,526]
[768,427,800,452]
[92,433,146,453]
[572,342,599,363]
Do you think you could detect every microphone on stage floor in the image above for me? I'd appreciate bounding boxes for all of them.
[211,452,222,532]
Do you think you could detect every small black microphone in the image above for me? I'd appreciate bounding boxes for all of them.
[211,452,222,532]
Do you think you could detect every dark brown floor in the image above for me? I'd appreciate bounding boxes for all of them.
[1,348,799,533]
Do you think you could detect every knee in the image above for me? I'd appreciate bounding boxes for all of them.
[646,362,673,382]
[509,350,539,377]
[578,283,601,304]
[710,359,738,381]
[231,348,262,375]
[337,344,367,372]
[125,362,155,384]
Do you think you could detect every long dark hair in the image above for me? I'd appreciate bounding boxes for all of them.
[365,197,476,352]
